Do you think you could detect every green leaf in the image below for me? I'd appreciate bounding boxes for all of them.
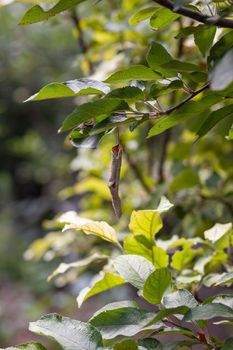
[124,235,153,262]
[113,339,138,350]
[147,101,207,137]
[210,47,233,91]
[143,268,171,304]
[70,131,105,149]
[194,25,216,56]
[104,65,160,84]
[171,247,198,271]
[47,253,108,281]
[208,30,233,65]
[60,98,126,132]
[169,168,200,191]
[29,314,103,350]
[106,86,144,101]
[129,7,156,26]
[25,80,110,102]
[138,338,162,350]
[163,340,199,350]
[19,0,85,25]
[204,222,232,243]
[77,272,125,307]
[129,210,163,244]
[147,42,173,70]
[183,303,233,321]
[204,294,233,309]
[150,8,180,30]
[63,218,119,244]
[161,60,201,72]
[152,246,169,268]
[5,344,47,350]
[163,289,198,309]
[197,104,233,138]
[222,337,233,350]
[146,306,189,325]
[114,254,155,289]
[89,301,160,339]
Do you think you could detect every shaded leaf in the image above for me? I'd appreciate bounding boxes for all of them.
[114,254,155,289]
[197,104,233,138]
[143,268,171,304]
[60,98,127,132]
[29,314,103,350]
[222,337,233,350]
[106,86,144,101]
[113,339,138,350]
[138,338,162,350]
[194,25,216,56]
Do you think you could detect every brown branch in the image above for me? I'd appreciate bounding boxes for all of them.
[163,83,209,116]
[158,130,171,183]
[108,144,122,218]
[153,0,233,28]
[70,10,94,74]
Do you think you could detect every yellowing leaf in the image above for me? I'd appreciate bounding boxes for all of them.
[129,210,162,244]
[63,219,118,244]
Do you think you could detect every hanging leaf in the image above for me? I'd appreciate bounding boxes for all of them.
[194,25,216,56]
[19,0,86,25]
[129,7,156,26]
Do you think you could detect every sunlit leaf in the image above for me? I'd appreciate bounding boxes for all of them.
[150,8,180,30]
[105,65,160,84]
[77,272,125,307]
[129,7,156,26]
[210,47,233,90]
[204,222,232,243]
[183,303,233,321]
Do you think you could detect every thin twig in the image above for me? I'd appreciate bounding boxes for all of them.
[121,140,152,194]
[108,144,122,218]
[153,0,233,28]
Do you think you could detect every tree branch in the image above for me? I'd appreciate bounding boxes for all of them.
[108,144,122,218]
[163,83,209,116]
[153,0,233,28]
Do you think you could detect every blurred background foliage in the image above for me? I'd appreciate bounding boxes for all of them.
[0,0,232,347]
